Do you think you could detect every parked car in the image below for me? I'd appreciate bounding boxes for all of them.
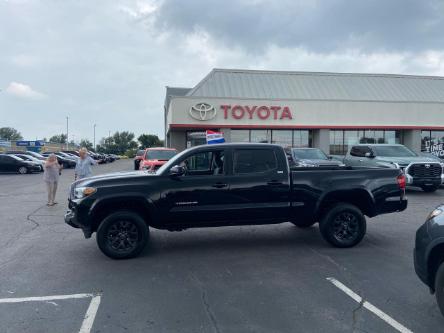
[134,149,145,170]
[62,150,80,157]
[65,143,407,259]
[414,205,444,316]
[41,152,76,168]
[343,144,444,192]
[6,150,46,161]
[12,154,45,171]
[139,148,178,172]
[287,148,345,168]
[0,154,42,174]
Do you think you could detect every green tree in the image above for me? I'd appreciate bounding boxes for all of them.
[0,127,23,140]
[113,131,137,155]
[49,134,67,144]
[79,139,93,151]
[138,134,163,148]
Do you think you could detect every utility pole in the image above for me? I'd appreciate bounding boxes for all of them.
[93,123,97,151]
[66,116,69,150]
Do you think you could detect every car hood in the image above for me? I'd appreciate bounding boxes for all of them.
[77,171,156,186]
[375,156,441,165]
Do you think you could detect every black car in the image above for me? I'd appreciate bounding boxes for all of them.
[414,206,444,316]
[0,154,42,174]
[65,143,407,259]
[41,152,76,168]
[6,150,46,161]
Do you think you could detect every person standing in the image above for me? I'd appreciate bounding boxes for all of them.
[75,148,97,180]
[43,154,62,206]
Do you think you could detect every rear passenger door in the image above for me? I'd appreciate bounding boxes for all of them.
[228,147,291,222]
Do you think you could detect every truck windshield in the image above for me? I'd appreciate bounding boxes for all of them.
[372,145,417,157]
[146,150,177,160]
[293,148,328,160]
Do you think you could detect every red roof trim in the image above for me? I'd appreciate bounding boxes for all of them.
[169,124,444,130]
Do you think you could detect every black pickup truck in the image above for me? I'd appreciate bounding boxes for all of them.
[65,143,407,259]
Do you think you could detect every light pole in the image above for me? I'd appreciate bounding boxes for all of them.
[93,124,97,151]
[66,116,69,150]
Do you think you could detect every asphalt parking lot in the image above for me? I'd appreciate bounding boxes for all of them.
[0,159,443,333]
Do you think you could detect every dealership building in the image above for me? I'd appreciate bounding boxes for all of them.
[164,69,444,156]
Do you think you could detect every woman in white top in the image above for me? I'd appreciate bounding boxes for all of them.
[43,154,62,206]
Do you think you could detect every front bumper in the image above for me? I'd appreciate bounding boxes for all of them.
[64,203,92,238]
[405,174,443,187]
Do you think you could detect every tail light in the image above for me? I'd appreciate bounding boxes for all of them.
[397,174,406,190]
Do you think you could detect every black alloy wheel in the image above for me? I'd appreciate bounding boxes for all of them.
[320,203,366,248]
[97,211,149,259]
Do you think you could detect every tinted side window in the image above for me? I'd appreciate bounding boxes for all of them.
[182,150,224,176]
[234,149,277,174]
[350,146,363,157]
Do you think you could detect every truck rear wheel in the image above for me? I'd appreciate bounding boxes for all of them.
[319,203,366,248]
[435,262,444,316]
[96,211,149,259]
[421,185,439,193]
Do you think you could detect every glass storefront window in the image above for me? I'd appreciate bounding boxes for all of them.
[271,130,293,147]
[231,130,250,142]
[186,131,207,147]
[293,130,311,147]
[422,130,444,158]
[330,129,401,155]
[250,130,271,143]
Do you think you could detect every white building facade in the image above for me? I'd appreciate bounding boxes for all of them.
[165,69,444,157]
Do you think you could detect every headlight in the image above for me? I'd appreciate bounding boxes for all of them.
[427,208,443,221]
[74,187,96,199]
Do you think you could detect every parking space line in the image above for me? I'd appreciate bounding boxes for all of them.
[0,293,94,303]
[0,292,101,333]
[326,277,413,333]
[79,295,102,333]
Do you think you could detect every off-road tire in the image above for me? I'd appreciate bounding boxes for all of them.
[319,203,366,248]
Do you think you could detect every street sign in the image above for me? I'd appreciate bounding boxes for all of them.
[15,140,45,147]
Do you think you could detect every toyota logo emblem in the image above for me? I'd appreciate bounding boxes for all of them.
[189,103,217,121]
[425,164,431,168]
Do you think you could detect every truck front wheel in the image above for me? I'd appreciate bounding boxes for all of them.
[96,211,149,259]
[435,262,444,316]
[319,203,366,248]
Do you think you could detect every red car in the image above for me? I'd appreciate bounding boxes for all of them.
[139,148,178,172]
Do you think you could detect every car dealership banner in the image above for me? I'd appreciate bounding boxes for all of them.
[424,140,444,158]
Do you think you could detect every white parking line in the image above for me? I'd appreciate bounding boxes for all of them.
[0,292,102,333]
[326,277,413,333]
[79,295,102,333]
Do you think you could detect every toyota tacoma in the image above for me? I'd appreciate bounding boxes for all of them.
[65,143,407,259]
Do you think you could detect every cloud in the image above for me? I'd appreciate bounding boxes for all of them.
[153,0,444,53]
[5,81,46,99]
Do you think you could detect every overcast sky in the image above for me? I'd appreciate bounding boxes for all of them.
[1,0,444,143]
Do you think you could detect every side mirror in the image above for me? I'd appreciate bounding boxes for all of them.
[328,155,333,160]
[364,152,375,158]
[169,165,185,177]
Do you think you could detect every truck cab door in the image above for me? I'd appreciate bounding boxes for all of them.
[227,147,291,222]
[159,148,233,225]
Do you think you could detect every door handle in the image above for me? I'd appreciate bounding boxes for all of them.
[267,180,283,186]
[359,159,363,162]
[212,183,228,188]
